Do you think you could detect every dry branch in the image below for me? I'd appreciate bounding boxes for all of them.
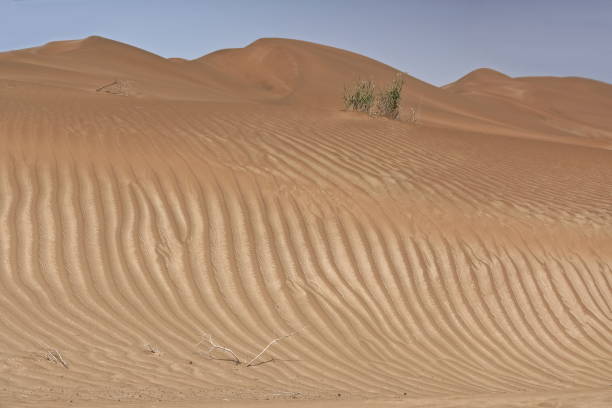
[246,330,300,367]
[197,328,305,367]
[198,334,241,364]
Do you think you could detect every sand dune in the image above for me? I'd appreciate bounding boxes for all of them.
[0,37,611,407]
[444,68,612,147]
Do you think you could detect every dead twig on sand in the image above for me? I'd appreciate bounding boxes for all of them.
[197,334,241,364]
[43,348,68,368]
[197,328,305,367]
[246,330,300,367]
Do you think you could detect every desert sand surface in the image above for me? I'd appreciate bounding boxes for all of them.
[0,37,611,408]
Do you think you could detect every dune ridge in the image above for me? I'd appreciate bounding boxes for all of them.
[0,37,611,407]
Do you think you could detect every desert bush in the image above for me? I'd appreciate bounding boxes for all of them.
[375,74,404,119]
[343,74,405,119]
[343,79,375,112]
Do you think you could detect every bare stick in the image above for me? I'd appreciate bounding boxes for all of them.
[198,334,241,364]
[246,330,301,367]
[96,80,118,92]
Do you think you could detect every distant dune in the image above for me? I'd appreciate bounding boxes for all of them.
[0,37,610,408]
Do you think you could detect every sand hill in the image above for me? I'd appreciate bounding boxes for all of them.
[0,37,611,408]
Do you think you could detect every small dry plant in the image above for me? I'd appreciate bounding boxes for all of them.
[197,329,303,367]
[407,97,422,125]
[144,343,161,355]
[43,347,69,368]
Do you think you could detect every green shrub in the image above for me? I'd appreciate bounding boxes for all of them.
[343,79,375,112]
[375,74,404,119]
[343,74,405,119]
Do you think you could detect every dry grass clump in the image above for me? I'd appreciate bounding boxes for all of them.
[343,74,405,120]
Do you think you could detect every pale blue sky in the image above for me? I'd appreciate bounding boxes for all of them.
[1,0,610,85]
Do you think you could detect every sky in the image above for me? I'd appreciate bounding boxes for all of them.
[1,0,611,86]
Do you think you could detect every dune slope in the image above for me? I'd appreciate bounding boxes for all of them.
[0,37,611,407]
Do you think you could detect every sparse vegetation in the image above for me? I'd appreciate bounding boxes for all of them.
[343,74,405,120]
[343,79,375,113]
[375,74,404,119]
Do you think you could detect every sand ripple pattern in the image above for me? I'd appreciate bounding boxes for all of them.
[0,98,611,403]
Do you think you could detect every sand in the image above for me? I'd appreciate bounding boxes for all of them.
[0,36,610,408]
